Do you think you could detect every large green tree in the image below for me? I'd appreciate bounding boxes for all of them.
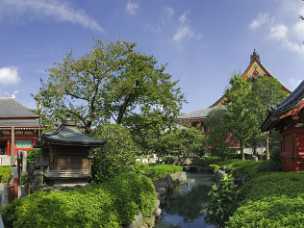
[247,76,288,159]
[225,75,252,160]
[35,41,184,141]
[204,108,230,157]
[159,127,205,162]
[224,75,288,160]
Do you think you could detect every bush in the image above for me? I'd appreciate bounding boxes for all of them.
[239,172,304,202]
[227,172,304,227]
[2,173,157,228]
[213,159,280,181]
[136,164,183,182]
[227,196,304,228]
[206,173,238,227]
[27,148,42,165]
[0,166,12,183]
[92,124,138,182]
[159,127,205,160]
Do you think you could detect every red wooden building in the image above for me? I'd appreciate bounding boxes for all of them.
[262,81,304,171]
[0,98,41,165]
[178,50,290,154]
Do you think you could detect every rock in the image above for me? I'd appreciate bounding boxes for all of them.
[170,172,187,184]
[155,208,162,217]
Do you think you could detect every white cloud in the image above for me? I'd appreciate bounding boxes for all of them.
[0,67,20,85]
[126,0,139,15]
[249,13,271,30]
[173,12,202,43]
[0,0,103,32]
[269,24,288,41]
[249,6,304,55]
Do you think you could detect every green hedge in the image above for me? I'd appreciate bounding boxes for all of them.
[2,173,157,228]
[227,196,304,227]
[212,159,280,180]
[227,172,304,227]
[0,166,12,183]
[239,172,304,202]
[136,164,183,182]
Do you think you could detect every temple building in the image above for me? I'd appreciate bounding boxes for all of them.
[179,50,290,133]
[262,81,304,171]
[0,98,41,165]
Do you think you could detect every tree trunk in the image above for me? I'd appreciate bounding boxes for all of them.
[266,133,270,160]
[253,142,258,161]
[116,94,132,124]
[240,141,245,160]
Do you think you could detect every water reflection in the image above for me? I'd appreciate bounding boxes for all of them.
[156,173,215,228]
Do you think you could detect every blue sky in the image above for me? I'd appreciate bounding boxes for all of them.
[0,0,304,113]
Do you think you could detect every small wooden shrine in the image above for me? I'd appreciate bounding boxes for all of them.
[41,121,105,186]
[262,81,304,171]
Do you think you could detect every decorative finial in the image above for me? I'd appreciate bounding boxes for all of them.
[250,49,260,63]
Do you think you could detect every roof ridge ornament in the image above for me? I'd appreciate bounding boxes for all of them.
[250,49,260,63]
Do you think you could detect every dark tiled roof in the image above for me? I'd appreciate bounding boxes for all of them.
[42,123,105,147]
[262,80,304,131]
[0,98,38,118]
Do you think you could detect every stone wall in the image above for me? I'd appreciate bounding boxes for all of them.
[127,172,187,228]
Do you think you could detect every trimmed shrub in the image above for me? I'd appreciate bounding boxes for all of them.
[227,172,304,227]
[227,196,304,228]
[136,164,183,182]
[2,173,157,228]
[239,172,304,202]
[92,124,138,182]
[0,166,12,183]
[214,159,280,181]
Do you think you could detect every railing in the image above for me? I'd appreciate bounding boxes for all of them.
[0,155,11,166]
[45,169,91,178]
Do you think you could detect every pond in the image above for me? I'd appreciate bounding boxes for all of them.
[156,173,216,228]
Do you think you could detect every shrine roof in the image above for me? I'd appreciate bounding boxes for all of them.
[0,98,38,119]
[42,123,105,147]
[179,106,225,119]
[262,80,304,131]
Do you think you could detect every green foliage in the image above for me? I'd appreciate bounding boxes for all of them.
[136,164,183,182]
[2,173,157,228]
[206,173,238,227]
[0,166,11,183]
[35,40,184,140]
[92,124,137,182]
[214,159,281,180]
[27,148,42,165]
[225,75,252,159]
[158,127,205,159]
[205,108,230,157]
[227,196,304,228]
[239,172,304,202]
[227,172,304,228]
[224,75,288,159]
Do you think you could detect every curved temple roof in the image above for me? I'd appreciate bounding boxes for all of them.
[42,123,105,147]
[262,80,304,131]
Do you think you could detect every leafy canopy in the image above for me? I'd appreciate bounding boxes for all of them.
[35,41,184,135]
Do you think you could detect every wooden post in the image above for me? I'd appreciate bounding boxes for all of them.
[10,127,15,165]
